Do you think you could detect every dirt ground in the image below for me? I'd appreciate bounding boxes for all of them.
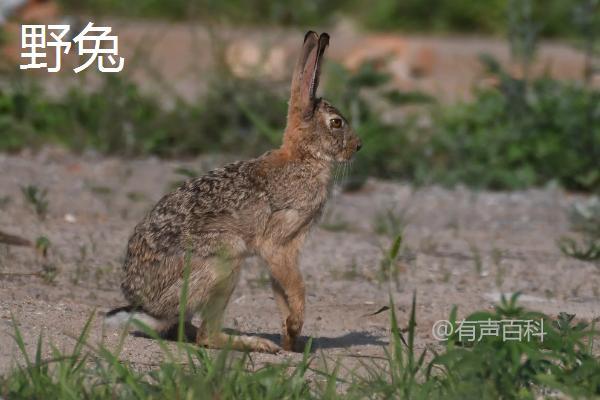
[1,148,599,376]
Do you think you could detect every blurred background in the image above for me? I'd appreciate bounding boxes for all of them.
[0,0,598,192]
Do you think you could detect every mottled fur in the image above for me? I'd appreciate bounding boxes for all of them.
[107,31,362,353]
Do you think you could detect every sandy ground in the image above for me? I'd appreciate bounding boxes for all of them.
[0,149,598,376]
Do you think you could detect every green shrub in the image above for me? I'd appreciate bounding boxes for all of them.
[429,294,600,398]
[0,72,287,157]
[418,74,599,191]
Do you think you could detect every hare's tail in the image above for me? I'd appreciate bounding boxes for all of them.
[104,305,172,332]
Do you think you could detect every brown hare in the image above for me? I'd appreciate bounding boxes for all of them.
[106,31,362,353]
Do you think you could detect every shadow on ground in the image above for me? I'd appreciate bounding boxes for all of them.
[250,331,389,352]
[132,322,388,353]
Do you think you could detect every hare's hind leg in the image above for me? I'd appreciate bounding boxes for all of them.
[194,258,280,353]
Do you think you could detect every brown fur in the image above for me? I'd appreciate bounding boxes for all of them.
[112,31,361,353]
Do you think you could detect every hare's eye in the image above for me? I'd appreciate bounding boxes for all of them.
[329,118,343,129]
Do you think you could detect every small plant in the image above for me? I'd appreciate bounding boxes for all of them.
[40,263,58,284]
[560,196,600,262]
[559,237,600,262]
[35,236,50,258]
[378,234,403,287]
[469,243,482,276]
[71,245,89,285]
[20,185,49,220]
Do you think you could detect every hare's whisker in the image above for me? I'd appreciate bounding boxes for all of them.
[334,163,342,188]
[332,164,338,188]
[342,161,349,186]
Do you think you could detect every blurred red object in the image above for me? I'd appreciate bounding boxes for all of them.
[1,0,60,67]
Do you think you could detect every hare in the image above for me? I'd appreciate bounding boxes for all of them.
[106,31,362,353]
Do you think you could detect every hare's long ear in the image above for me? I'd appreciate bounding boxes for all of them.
[290,31,318,104]
[289,32,329,120]
[304,33,329,103]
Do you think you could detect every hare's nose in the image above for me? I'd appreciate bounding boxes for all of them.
[356,139,363,152]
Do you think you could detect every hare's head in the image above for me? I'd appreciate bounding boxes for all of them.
[283,32,362,163]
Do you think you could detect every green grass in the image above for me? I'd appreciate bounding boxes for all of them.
[377,234,403,287]
[3,313,319,399]
[2,293,600,398]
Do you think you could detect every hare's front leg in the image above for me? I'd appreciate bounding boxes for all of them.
[262,240,305,351]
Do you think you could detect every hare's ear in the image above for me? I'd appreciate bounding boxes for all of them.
[289,32,329,120]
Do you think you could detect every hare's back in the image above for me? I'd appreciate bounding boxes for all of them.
[184,161,266,212]
[130,161,266,254]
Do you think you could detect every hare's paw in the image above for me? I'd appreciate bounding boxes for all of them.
[281,334,299,352]
[281,315,303,351]
[252,337,281,354]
